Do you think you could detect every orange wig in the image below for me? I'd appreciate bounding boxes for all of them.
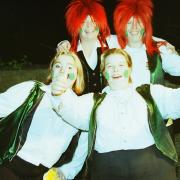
[114,0,159,55]
[65,0,110,51]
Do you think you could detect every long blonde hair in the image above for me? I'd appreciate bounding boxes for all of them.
[46,51,85,95]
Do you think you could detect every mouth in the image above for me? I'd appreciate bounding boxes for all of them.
[130,31,139,35]
[84,29,96,34]
[112,75,122,79]
[85,31,94,35]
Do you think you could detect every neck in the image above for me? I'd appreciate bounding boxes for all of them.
[80,37,98,47]
[110,80,130,91]
[80,37,98,58]
[127,40,143,48]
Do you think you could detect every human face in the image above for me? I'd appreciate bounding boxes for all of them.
[79,15,99,41]
[126,16,145,47]
[104,54,131,90]
[52,54,77,88]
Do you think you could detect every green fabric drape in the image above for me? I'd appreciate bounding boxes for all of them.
[0,81,44,165]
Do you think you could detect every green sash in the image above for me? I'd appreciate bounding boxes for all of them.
[0,81,44,165]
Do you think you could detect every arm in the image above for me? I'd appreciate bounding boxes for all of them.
[0,81,35,118]
[158,44,180,76]
[154,39,180,75]
[150,84,180,119]
[51,89,94,130]
[59,132,88,179]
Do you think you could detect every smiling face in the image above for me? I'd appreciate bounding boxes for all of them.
[126,16,145,47]
[52,54,78,89]
[103,53,131,90]
[79,15,99,41]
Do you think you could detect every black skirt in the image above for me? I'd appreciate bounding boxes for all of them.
[90,145,176,180]
[0,156,48,180]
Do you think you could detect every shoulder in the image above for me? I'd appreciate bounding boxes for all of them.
[4,81,36,93]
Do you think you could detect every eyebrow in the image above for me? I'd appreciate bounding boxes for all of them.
[54,62,74,65]
[67,62,75,66]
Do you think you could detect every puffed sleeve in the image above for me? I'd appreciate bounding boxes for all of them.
[51,89,94,131]
[59,132,88,179]
[159,45,180,76]
[150,84,180,119]
[0,81,35,118]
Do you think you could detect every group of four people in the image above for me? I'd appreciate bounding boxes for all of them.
[0,0,180,179]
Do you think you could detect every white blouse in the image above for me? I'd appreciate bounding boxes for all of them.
[55,85,180,153]
[0,81,87,179]
[108,35,180,87]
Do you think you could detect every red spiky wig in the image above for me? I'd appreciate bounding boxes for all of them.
[114,0,159,55]
[65,0,110,51]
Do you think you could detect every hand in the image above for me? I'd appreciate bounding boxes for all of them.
[51,69,71,96]
[43,168,66,180]
[51,78,70,96]
[157,41,178,55]
[56,40,71,53]
[57,168,67,180]
[165,43,178,55]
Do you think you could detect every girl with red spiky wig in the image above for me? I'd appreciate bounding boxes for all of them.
[113,0,180,88]
[65,0,110,52]
[57,0,120,94]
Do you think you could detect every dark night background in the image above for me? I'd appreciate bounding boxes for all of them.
[0,1,180,175]
[0,0,180,65]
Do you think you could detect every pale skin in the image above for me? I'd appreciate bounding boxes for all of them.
[125,17,144,48]
[104,54,131,90]
[51,54,78,96]
[126,16,177,53]
[79,15,99,58]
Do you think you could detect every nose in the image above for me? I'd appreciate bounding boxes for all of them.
[113,66,119,72]
[59,66,65,73]
[132,19,138,30]
[86,21,95,30]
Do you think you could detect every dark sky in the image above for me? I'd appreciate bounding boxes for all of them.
[0,0,180,64]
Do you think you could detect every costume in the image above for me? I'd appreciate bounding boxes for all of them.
[59,0,180,178]
[54,84,180,179]
[64,0,112,94]
[62,0,112,177]
[65,0,110,51]
[109,35,180,87]
[112,0,180,87]
[0,81,87,179]
[112,2,180,170]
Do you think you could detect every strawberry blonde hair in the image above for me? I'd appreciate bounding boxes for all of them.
[101,48,132,83]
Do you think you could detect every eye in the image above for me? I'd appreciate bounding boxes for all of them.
[68,66,73,70]
[54,64,61,68]
[106,65,113,69]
